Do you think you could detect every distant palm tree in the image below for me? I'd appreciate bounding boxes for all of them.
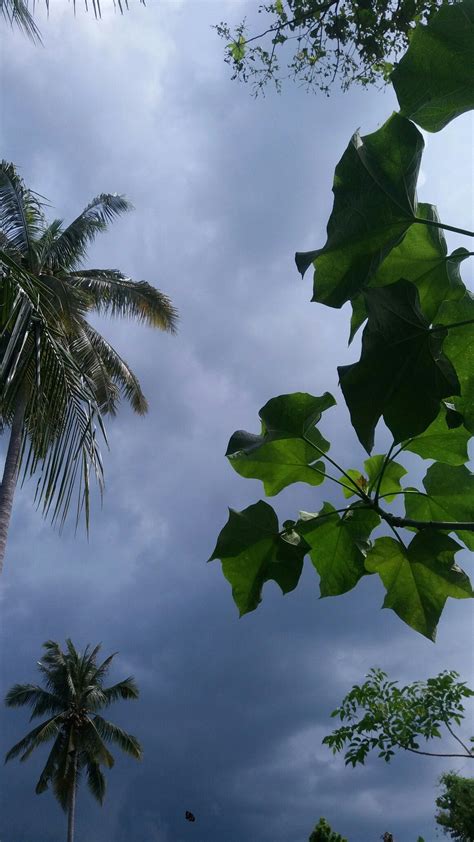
[0,0,145,41]
[5,639,142,842]
[0,161,177,570]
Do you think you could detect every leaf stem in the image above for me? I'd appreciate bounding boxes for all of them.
[303,433,368,497]
[415,217,474,238]
[445,722,474,757]
[431,319,474,332]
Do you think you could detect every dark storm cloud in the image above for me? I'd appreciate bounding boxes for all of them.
[0,3,472,842]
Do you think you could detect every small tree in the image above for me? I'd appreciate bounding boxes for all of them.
[309,817,347,842]
[5,640,142,842]
[435,773,474,840]
[323,669,474,766]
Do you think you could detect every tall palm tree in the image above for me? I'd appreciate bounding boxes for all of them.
[5,639,142,842]
[0,0,146,42]
[0,161,177,570]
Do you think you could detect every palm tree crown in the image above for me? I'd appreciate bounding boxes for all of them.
[5,640,142,840]
[0,161,177,565]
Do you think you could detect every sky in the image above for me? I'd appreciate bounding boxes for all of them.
[0,2,473,841]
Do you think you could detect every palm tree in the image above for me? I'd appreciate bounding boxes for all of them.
[0,161,177,570]
[0,0,146,42]
[5,639,142,842]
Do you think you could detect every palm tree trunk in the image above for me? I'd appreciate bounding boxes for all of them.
[0,392,27,573]
[67,752,78,842]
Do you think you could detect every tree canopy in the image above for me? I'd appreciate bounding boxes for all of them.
[435,773,474,840]
[215,0,453,96]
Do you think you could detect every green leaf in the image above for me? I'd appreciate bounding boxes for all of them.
[298,503,380,596]
[435,292,474,433]
[403,408,471,466]
[405,464,474,550]
[391,1,474,132]
[364,455,407,501]
[338,281,460,452]
[225,392,336,496]
[365,532,472,639]
[348,205,470,341]
[230,35,246,61]
[295,114,423,308]
[208,501,308,616]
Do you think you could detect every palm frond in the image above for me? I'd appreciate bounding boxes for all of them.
[4,683,62,719]
[0,1,40,42]
[81,719,115,768]
[0,161,45,259]
[70,270,178,332]
[78,320,147,414]
[5,714,63,762]
[43,195,132,272]
[85,760,106,804]
[35,732,65,794]
[100,677,139,705]
[92,714,142,759]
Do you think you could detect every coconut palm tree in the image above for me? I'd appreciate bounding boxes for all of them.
[0,161,177,570]
[0,0,145,42]
[5,639,142,842]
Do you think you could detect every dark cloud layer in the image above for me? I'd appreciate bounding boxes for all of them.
[0,4,472,842]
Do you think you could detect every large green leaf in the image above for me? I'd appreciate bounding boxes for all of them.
[391,0,474,132]
[297,503,380,597]
[208,501,308,616]
[225,392,336,495]
[349,204,470,340]
[435,292,474,433]
[295,114,424,308]
[405,463,474,551]
[365,532,472,639]
[338,281,460,452]
[403,407,471,466]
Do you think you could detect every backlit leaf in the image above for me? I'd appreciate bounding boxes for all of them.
[338,281,459,452]
[296,114,423,308]
[405,463,474,550]
[404,408,471,466]
[435,291,474,433]
[225,392,336,495]
[391,0,474,132]
[208,501,308,616]
[298,503,380,596]
[365,531,472,639]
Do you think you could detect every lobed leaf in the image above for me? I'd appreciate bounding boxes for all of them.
[405,463,474,551]
[225,392,335,495]
[338,281,459,452]
[391,0,474,132]
[365,531,472,639]
[296,114,423,308]
[403,407,471,466]
[297,503,380,597]
[209,501,308,616]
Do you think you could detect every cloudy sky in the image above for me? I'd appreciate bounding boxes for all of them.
[0,3,473,841]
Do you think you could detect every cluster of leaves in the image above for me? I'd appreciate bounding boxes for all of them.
[309,817,347,841]
[435,772,474,839]
[210,2,474,639]
[322,668,474,765]
[215,0,451,95]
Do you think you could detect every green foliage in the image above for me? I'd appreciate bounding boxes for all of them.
[392,0,474,131]
[211,2,474,639]
[435,772,474,840]
[4,640,142,811]
[215,0,448,96]
[309,816,347,842]
[322,668,474,766]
